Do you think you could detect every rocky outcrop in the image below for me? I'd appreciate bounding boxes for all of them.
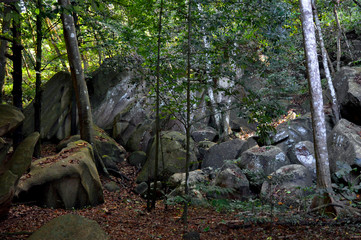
[28,214,109,240]
[136,131,198,183]
[202,138,257,169]
[88,58,149,131]
[16,141,104,209]
[23,72,74,141]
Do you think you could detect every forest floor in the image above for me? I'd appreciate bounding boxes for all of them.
[1,144,361,240]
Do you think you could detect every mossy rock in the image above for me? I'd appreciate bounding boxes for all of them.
[28,214,109,240]
[0,132,39,218]
[0,104,25,136]
[16,140,103,209]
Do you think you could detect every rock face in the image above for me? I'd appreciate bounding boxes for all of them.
[88,58,149,131]
[202,138,257,169]
[261,164,313,203]
[327,119,361,175]
[16,141,104,209]
[136,131,198,183]
[213,163,250,199]
[23,72,74,141]
[28,214,109,240]
[332,67,361,125]
[0,132,39,218]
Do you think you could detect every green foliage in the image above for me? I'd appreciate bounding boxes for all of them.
[240,91,285,145]
[332,161,361,207]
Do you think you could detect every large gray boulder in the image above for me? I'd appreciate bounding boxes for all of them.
[238,146,290,190]
[332,66,361,125]
[23,72,74,141]
[16,141,104,209]
[213,163,250,199]
[327,119,361,175]
[287,141,316,179]
[202,138,257,169]
[88,58,149,131]
[136,131,198,183]
[191,126,218,143]
[0,132,39,218]
[28,214,109,240]
[168,169,209,188]
[261,164,313,204]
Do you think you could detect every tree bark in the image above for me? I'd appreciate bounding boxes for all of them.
[151,0,163,211]
[299,0,336,215]
[182,0,191,225]
[11,2,23,147]
[312,0,340,124]
[34,0,43,158]
[0,6,10,103]
[333,6,342,71]
[59,0,93,144]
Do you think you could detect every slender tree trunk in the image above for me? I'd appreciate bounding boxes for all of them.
[34,0,43,158]
[0,6,10,103]
[312,0,340,123]
[299,0,337,215]
[59,0,93,144]
[11,2,23,147]
[151,0,163,211]
[334,6,342,71]
[182,0,191,225]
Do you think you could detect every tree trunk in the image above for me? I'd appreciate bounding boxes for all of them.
[334,6,342,71]
[0,6,10,103]
[151,0,163,211]
[299,0,336,215]
[11,2,23,147]
[312,0,340,124]
[34,0,43,158]
[59,0,93,144]
[182,0,192,225]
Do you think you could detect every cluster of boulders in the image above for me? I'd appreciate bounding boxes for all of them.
[5,57,361,220]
